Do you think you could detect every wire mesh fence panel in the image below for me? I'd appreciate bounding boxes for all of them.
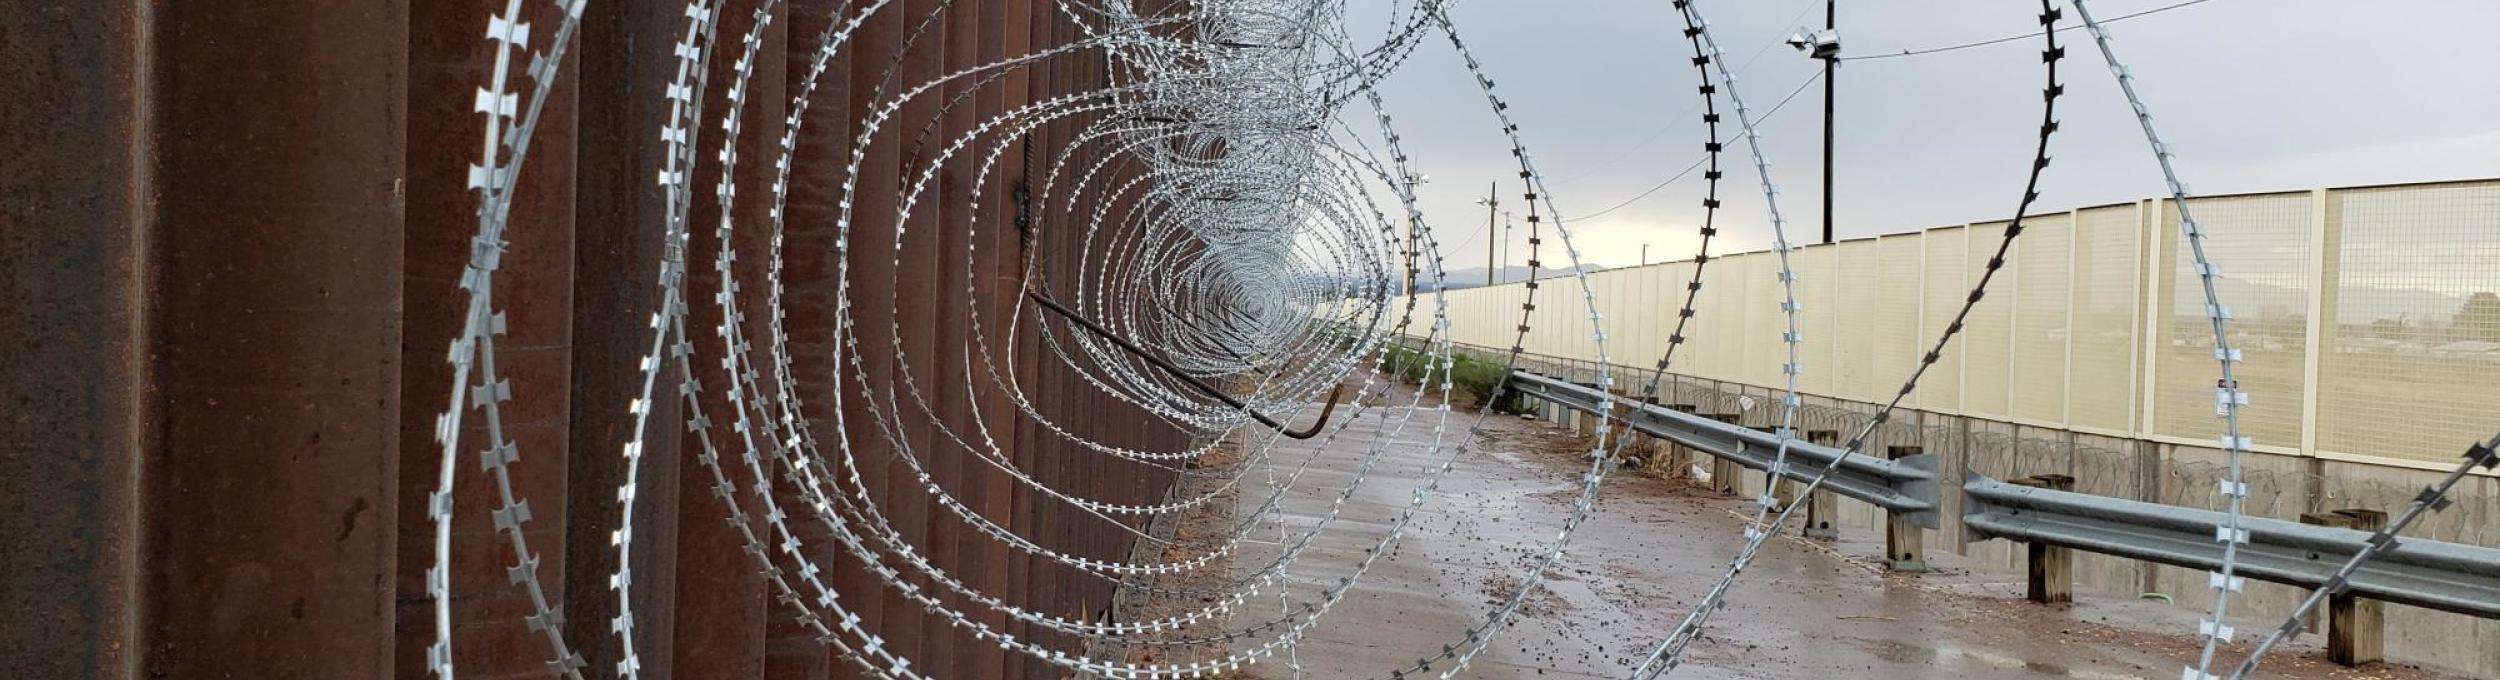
[2317,180,2500,465]
[1651,261,1697,372]
[1920,226,1970,414]
[1962,221,2017,419]
[1876,233,1926,410]
[1629,266,1662,366]
[1420,181,2500,476]
[1533,269,1570,359]
[2069,203,2142,434]
[1628,271,1648,361]
[1745,251,1788,388]
[1713,251,1752,383]
[1798,244,1838,396]
[2013,212,2073,425]
[2151,192,2313,450]
[1834,239,1881,403]
[1683,257,1721,381]
[1599,271,1631,366]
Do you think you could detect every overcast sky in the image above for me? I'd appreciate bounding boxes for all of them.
[1340,0,2500,271]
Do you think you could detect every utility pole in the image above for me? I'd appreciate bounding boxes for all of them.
[1789,10,1840,244]
[1403,217,1417,295]
[1821,0,1837,244]
[1481,182,1499,286]
[1401,172,1429,293]
[1641,243,1650,267]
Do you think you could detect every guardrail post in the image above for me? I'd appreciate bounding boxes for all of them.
[1750,427,1779,504]
[1633,397,1664,473]
[2301,508,2387,667]
[2015,474,2076,604]
[2298,511,2352,635]
[1800,431,1840,540]
[1884,446,1928,572]
[1704,413,1742,495]
[1667,404,1700,480]
[1574,386,1597,438]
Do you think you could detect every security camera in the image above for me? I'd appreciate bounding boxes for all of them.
[1787,28,1840,60]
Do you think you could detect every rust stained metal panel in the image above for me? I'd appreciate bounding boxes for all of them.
[0,2,150,677]
[564,0,690,675]
[399,0,582,676]
[144,1,409,678]
[668,3,782,679]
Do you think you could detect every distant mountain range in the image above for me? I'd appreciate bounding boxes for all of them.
[2192,277,2473,325]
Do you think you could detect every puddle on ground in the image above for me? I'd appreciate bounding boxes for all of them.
[1862,638,2146,679]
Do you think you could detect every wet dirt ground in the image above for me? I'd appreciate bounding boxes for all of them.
[1164,398,2472,680]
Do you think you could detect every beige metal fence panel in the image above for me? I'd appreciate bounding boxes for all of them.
[1608,270,1637,364]
[1963,221,2017,418]
[1745,252,1786,387]
[1629,268,1653,362]
[1425,180,2499,475]
[2318,180,2500,465]
[1798,244,1837,395]
[1654,261,1697,373]
[2069,203,2144,434]
[1590,270,1614,358]
[1534,277,1551,355]
[1461,284,1478,342]
[1686,257,1721,380]
[1921,226,1971,414]
[1834,239,1881,402]
[2152,192,2313,451]
[1513,276,1542,355]
[1714,252,1751,382]
[1684,258,1721,380]
[1502,282,1522,348]
[1584,271,1610,363]
[1876,233,1926,409]
[2013,212,2075,425]
[1547,269,1578,359]
[1486,285,1506,347]
[1612,268,1642,365]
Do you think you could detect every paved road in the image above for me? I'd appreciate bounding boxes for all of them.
[1214,403,2466,680]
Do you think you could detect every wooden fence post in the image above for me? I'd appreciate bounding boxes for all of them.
[1884,446,1928,572]
[2015,474,2075,603]
[1800,430,1840,540]
[2302,509,2387,667]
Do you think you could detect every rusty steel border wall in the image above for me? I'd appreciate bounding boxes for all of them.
[0,2,1190,678]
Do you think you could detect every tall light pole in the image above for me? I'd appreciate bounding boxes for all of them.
[1822,0,1836,245]
[1475,183,1498,286]
[1402,173,1429,293]
[1789,6,1840,244]
[1641,243,1651,267]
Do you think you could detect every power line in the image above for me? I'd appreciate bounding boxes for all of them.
[1577,70,1823,220]
[1844,0,2220,62]
[1558,0,1824,184]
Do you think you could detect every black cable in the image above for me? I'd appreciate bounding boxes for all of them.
[1845,0,2218,62]
[1578,71,1821,220]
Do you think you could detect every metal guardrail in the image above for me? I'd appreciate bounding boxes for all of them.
[1963,476,2500,619]
[1512,372,2500,619]
[1510,372,1940,529]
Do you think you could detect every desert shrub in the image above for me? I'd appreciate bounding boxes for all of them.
[1376,345,1530,415]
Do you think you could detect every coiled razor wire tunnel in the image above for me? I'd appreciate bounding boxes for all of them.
[397,0,2500,679]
